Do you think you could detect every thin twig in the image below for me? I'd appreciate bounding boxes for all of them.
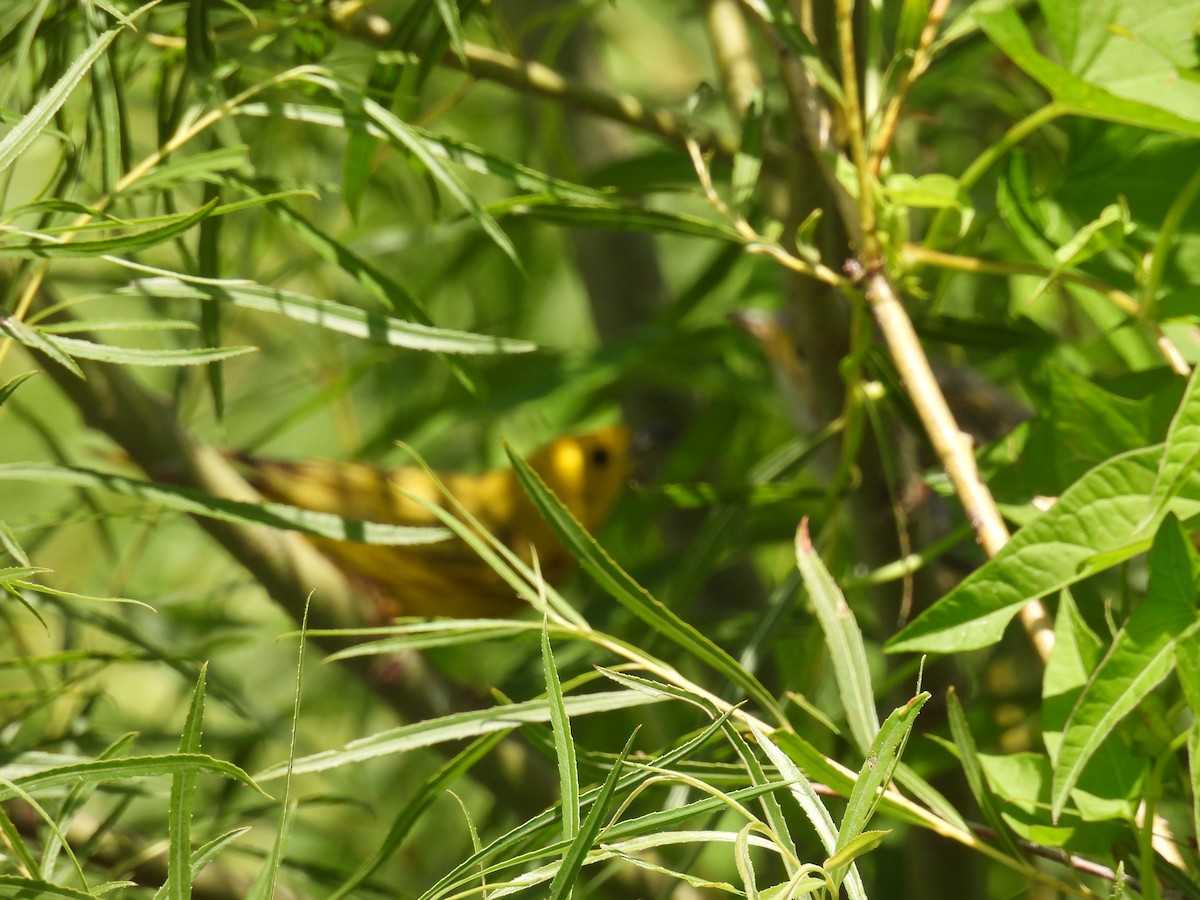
[704,0,763,119]
[904,245,1192,376]
[867,0,953,177]
[836,0,877,256]
[859,268,1056,662]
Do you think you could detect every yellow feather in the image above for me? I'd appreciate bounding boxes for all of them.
[239,427,631,618]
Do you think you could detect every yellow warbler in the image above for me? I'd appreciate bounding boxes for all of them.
[239,427,632,618]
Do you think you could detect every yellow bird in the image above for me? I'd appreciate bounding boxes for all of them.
[238,427,632,618]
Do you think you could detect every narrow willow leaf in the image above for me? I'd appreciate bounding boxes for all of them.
[328,730,509,900]
[1051,516,1200,821]
[125,144,251,194]
[547,732,635,900]
[946,688,1023,859]
[298,72,519,266]
[0,315,83,377]
[506,443,784,721]
[542,616,580,842]
[0,567,49,585]
[795,519,878,752]
[794,520,965,831]
[48,333,255,367]
[0,198,218,258]
[151,829,253,900]
[732,91,765,214]
[0,876,102,898]
[419,713,745,899]
[748,723,867,900]
[167,666,207,900]
[824,830,888,872]
[240,102,608,202]
[0,462,449,546]
[831,694,928,890]
[0,22,123,173]
[493,195,743,241]
[122,277,535,355]
[255,691,662,780]
[0,754,263,802]
[890,444,1200,654]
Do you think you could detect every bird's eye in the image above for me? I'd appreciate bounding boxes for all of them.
[589,446,611,468]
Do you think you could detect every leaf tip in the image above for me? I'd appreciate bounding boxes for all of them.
[796,516,812,553]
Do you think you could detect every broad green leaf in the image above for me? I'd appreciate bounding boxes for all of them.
[976,4,1200,136]
[1050,516,1200,821]
[0,462,449,546]
[121,277,535,355]
[1147,364,1200,523]
[884,173,966,209]
[1042,591,1103,762]
[506,443,785,721]
[889,443,1200,654]
[1039,0,1200,121]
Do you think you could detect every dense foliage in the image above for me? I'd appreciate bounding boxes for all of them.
[1,0,1199,897]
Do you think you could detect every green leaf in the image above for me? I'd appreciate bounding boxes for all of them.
[0,462,449,547]
[239,103,607,203]
[542,618,580,843]
[1050,516,1200,821]
[0,198,219,258]
[0,21,124,174]
[794,519,878,753]
[977,3,1200,137]
[1147,364,1200,523]
[0,315,83,378]
[732,91,766,215]
[832,694,928,889]
[946,688,1023,859]
[547,731,635,899]
[121,277,535,355]
[167,666,208,900]
[297,71,520,267]
[505,443,785,722]
[255,690,662,780]
[47,333,256,368]
[327,730,508,900]
[492,195,743,241]
[889,443,1200,654]
[0,754,263,802]
[0,371,37,408]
